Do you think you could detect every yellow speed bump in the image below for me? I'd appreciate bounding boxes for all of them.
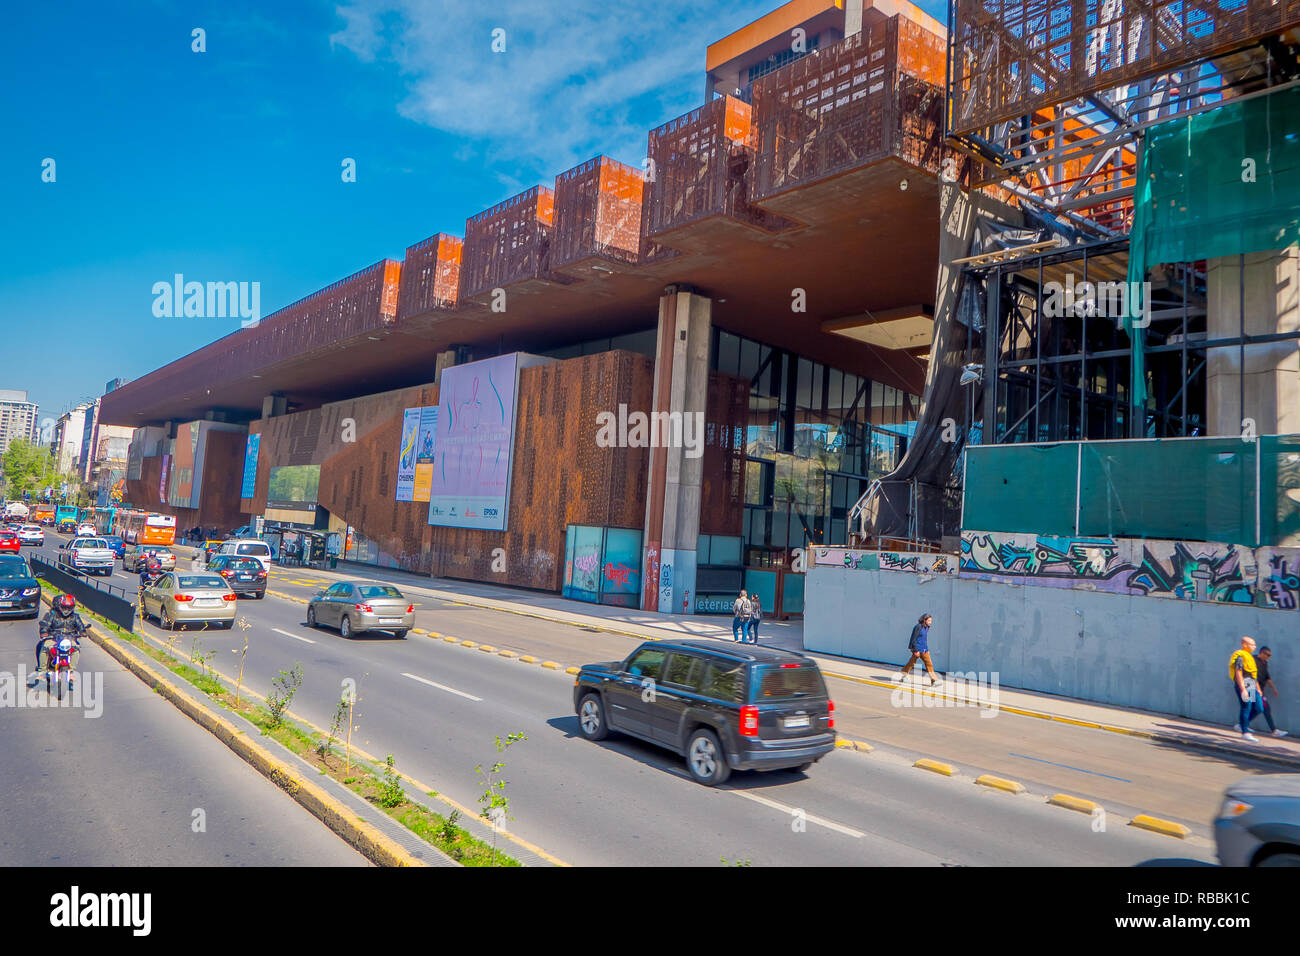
[540,661,561,670]
[498,650,517,658]
[411,628,427,635]
[1049,793,1102,815]
[1129,814,1191,839]
[565,666,580,675]
[835,738,874,753]
[914,758,955,776]
[478,645,497,653]
[460,640,478,648]
[443,635,459,643]
[519,655,537,664]
[426,632,441,638]
[975,774,1026,794]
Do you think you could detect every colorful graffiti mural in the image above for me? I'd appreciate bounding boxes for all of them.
[960,531,1300,611]
[815,549,956,574]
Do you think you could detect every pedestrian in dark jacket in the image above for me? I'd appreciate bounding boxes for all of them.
[900,612,940,686]
[747,595,762,644]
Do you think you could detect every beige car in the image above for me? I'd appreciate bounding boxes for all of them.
[126,544,177,572]
[143,571,237,629]
[306,581,414,638]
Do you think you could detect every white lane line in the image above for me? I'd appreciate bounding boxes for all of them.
[401,672,482,702]
[272,627,316,644]
[725,788,866,838]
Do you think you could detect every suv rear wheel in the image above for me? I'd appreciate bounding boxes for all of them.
[577,693,609,741]
[686,728,731,786]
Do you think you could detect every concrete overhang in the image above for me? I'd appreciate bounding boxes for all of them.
[823,304,934,350]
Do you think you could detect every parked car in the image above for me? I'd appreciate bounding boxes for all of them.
[17,524,44,546]
[0,555,41,619]
[57,537,116,576]
[124,544,177,572]
[573,640,837,786]
[213,538,273,573]
[306,581,413,639]
[142,571,237,629]
[0,529,20,554]
[1215,774,1300,866]
[207,554,267,598]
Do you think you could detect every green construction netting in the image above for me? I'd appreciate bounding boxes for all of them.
[965,438,1300,547]
[1126,84,1300,423]
[963,443,1079,536]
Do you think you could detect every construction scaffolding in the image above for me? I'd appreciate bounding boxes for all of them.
[751,14,948,199]
[397,233,462,317]
[551,156,644,269]
[460,186,563,300]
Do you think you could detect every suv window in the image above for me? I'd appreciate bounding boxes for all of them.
[237,543,270,556]
[624,649,666,681]
[228,557,261,570]
[700,661,746,702]
[753,664,827,702]
[662,653,700,689]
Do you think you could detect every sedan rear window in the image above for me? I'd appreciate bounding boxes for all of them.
[753,664,827,702]
[227,557,262,570]
[358,585,402,599]
[177,575,227,590]
[237,543,270,555]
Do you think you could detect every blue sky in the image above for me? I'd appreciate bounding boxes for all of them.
[0,0,947,421]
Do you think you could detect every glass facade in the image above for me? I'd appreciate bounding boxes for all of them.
[710,328,917,566]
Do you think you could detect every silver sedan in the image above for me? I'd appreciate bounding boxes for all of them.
[306,581,414,638]
[143,572,237,630]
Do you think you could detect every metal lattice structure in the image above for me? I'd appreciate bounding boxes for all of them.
[398,233,462,317]
[460,186,561,299]
[552,156,645,269]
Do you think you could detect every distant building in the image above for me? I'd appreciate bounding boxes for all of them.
[0,389,40,454]
[53,402,94,474]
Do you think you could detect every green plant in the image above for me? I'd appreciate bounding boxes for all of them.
[720,856,752,867]
[439,809,462,844]
[266,663,303,729]
[474,732,527,866]
[317,695,348,760]
[378,755,405,809]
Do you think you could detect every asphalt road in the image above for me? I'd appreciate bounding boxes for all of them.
[69,551,1215,866]
[0,607,367,866]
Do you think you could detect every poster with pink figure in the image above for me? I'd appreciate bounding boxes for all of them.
[427,353,519,530]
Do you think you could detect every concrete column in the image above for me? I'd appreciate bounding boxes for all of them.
[1206,247,1300,436]
[260,394,287,419]
[642,287,712,614]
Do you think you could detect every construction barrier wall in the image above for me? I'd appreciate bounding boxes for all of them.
[947,0,1300,137]
[751,14,947,201]
[552,156,644,268]
[398,233,462,317]
[460,186,557,299]
[100,260,402,423]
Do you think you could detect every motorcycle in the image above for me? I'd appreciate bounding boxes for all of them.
[48,637,76,701]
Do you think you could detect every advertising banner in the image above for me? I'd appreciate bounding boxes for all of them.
[428,353,519,530]
[241,433,260,499]
[395,408,421,502]
[412,406,439,503]
[158,454,170,505]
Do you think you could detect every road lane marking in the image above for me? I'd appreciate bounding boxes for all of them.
[1008,752,1132,783]
[724,788,866,838]
[272,627,316,644]
[401,672,482,701]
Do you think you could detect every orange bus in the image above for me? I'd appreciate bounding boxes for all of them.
[122,511,177,546]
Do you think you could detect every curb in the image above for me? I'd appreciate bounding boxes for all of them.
[975,773,1026,794]
[835,738,874,753]
[914,758,955,776]
[1129,814,1192,839]
[42,593,423,867]
[1048,793,1102,815]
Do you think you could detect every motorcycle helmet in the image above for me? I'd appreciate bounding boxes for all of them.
[54,594,76,615]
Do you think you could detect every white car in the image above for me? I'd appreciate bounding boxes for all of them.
[58,537,116,576]
[17,525,43,545]
[213,538,273,573]
[76,523,97,537]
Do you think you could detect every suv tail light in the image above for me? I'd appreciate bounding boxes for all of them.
[828,700,835,729]
[257,570,267,577]
[354,603,373,613]
[740,705,760,737]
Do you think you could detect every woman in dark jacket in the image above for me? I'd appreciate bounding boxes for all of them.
[900,612,941,686]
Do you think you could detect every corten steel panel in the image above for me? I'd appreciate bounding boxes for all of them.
[701,372,749,537]
[751,15,949,201]
[100,260,402,425]
[552,157,645,269]
[399,234,462,317]
[124,455,163,512]
[461,186,562,300]
[947,0,1300,137]
[641,96,792,242]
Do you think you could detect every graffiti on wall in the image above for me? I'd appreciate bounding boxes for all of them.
[960,531,1300,611]
[815,548,957,574]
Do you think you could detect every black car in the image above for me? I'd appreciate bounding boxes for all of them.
[573,640,836,786]
[0,555,42,619]
[207,554,267,598]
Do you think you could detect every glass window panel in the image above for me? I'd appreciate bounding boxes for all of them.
[826,368,844,422]
[717,331,740,377]
[739,337,761,386]
[757,345,776,396]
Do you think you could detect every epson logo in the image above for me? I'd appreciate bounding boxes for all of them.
[483,508,499,516]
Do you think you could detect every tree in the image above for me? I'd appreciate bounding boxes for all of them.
[1,440,58,501]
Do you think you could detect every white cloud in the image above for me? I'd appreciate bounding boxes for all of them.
[330,0,773,178]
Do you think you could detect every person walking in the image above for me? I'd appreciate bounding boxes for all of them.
[1252,645,1289,738]
[1229,636,1263,742]
[899,612,941,686]
[747,594,762,644]
[732,590,751,643]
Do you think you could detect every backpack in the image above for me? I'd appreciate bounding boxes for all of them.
[734,597,750,618]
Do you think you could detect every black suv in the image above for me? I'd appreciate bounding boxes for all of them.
[573,640,836,786]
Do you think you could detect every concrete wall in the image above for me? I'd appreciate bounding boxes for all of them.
[807,564,1298,728]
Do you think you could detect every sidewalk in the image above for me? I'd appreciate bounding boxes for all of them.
[180,544,1300,769]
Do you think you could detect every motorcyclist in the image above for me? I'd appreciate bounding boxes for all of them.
[32,594,86,688]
